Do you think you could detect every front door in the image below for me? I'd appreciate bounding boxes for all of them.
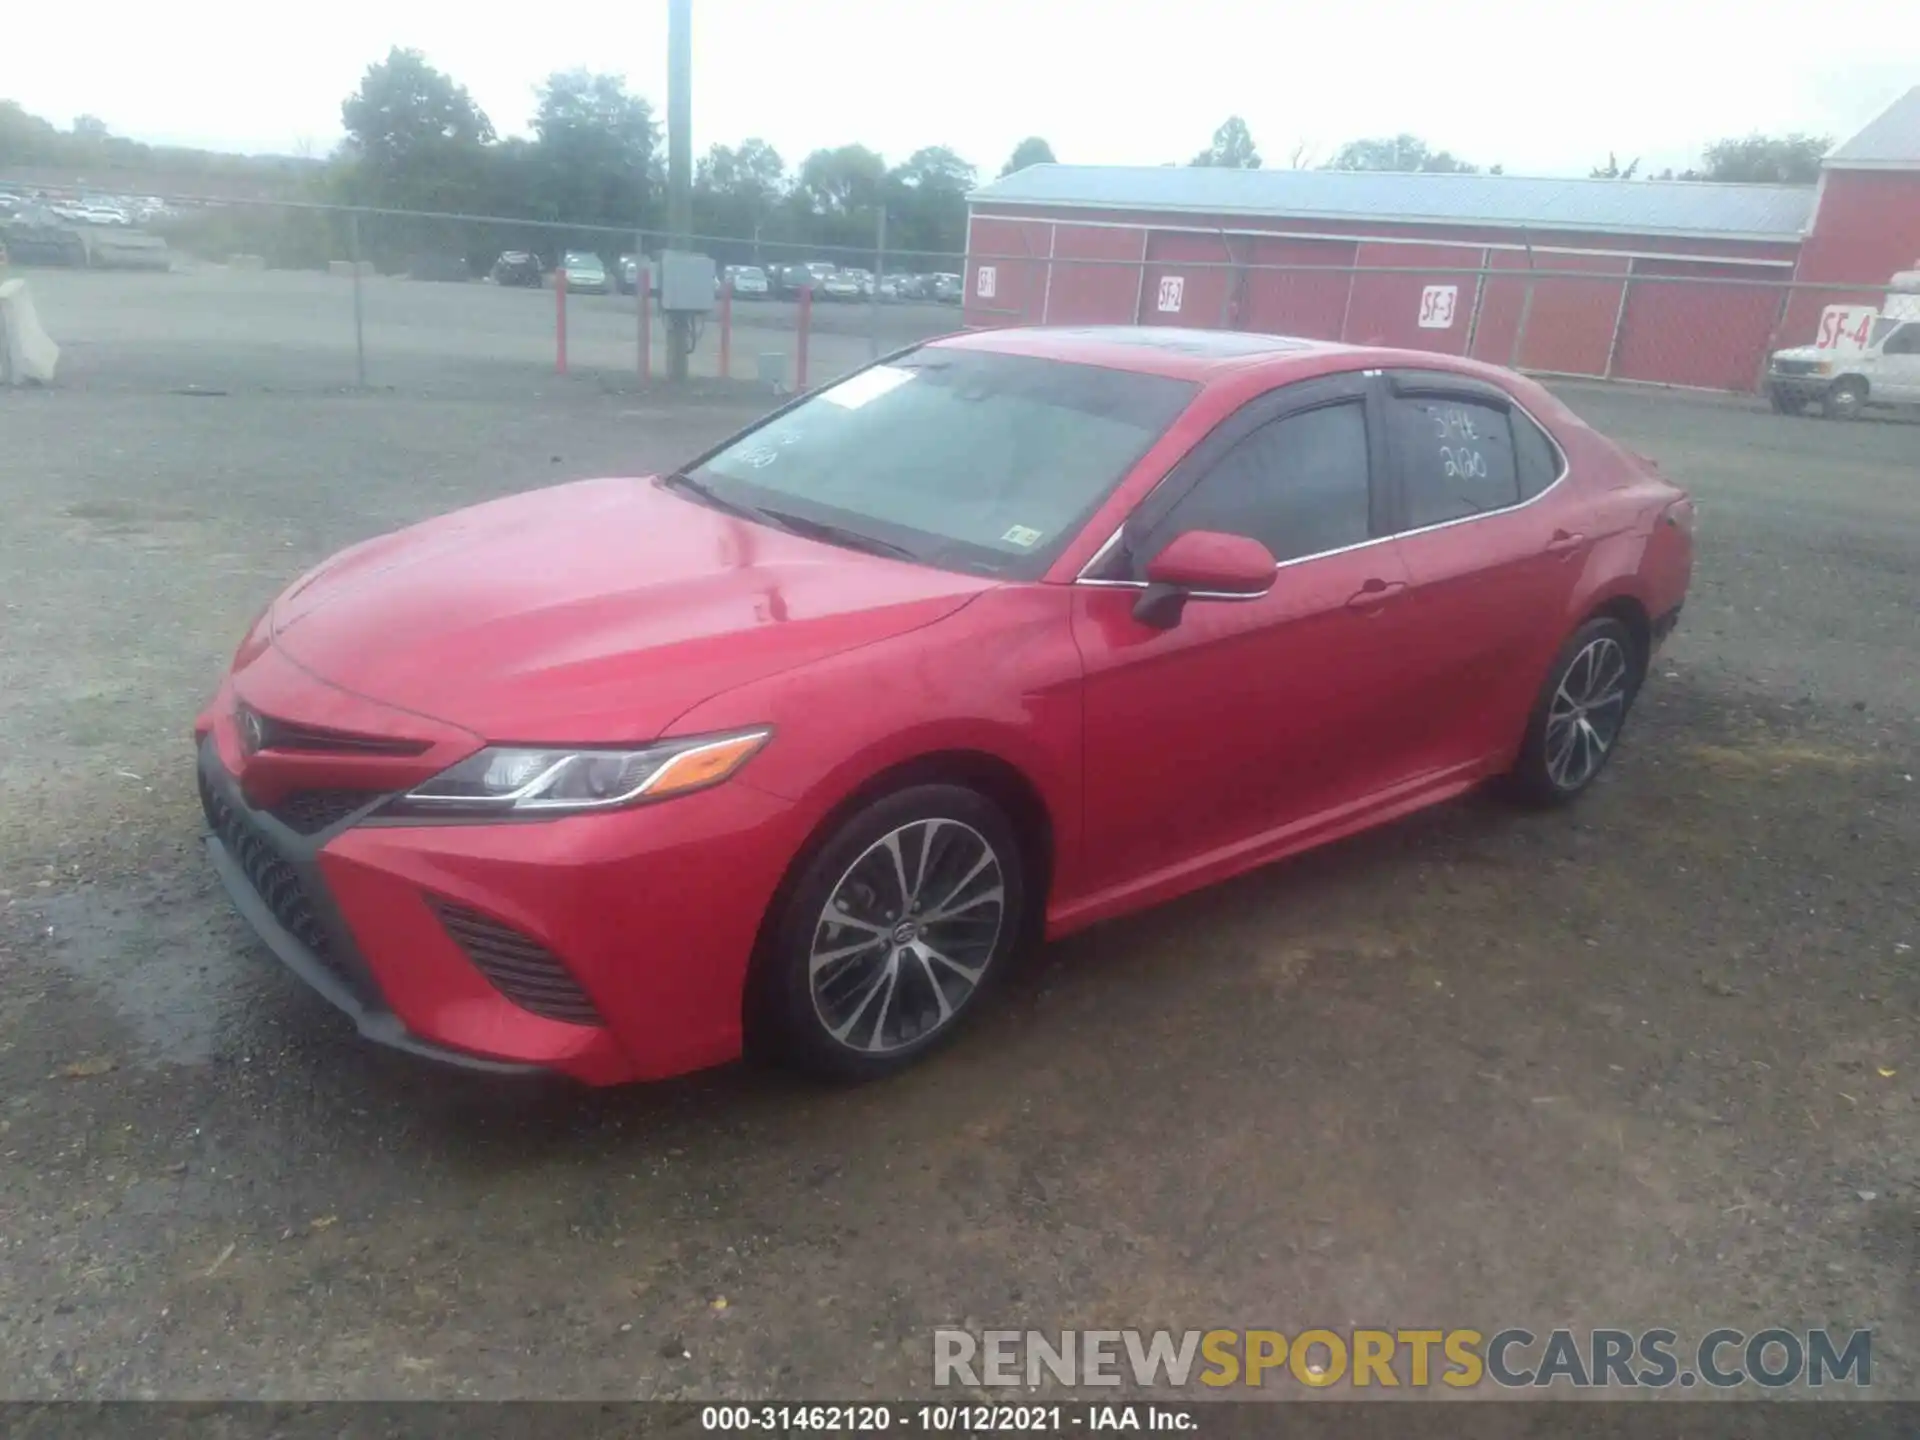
[1072,379,1418,899]
[1873,322,1920,404]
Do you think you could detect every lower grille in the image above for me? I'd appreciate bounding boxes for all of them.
[199,772,369,1000]
[429,899,604,1027]
[271,789,382,835]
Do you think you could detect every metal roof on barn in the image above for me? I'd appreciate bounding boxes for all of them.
[1825,86,1920,169]
[968,165,1817,241]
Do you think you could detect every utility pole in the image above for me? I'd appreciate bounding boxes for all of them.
[666,0,693,381]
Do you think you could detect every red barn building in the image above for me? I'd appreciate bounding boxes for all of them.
[963,87,1920,394]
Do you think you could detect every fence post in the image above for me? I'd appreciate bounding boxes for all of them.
[797,285,812,391]
[1602,273,1632,380]
[347,211,366,388]
[639,264,651,381]
[556,264,568,377]
[869,207,887,361]
[719,286,732,380]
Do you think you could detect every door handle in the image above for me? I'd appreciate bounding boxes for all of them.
[1545,529,1587,557]
[1345,578,1407,612]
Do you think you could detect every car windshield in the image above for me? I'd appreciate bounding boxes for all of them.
[739,268,766,280]
[681,348,1197,579]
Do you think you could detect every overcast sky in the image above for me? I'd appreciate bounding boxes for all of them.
[7,0,1917,178]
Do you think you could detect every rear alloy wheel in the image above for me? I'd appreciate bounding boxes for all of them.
[761,785,1025,1079]
[1824,378,1867,421]
[1509,617,1639,806]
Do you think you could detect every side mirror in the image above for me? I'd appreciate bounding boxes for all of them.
[1133,530,1277,629]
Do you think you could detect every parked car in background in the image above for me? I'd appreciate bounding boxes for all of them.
[193,327,1690,1088]
[490,251,544,288]
[822,270,864,302]
[720,265,770,299]
[774,262,834,299]
[930,273,964,304]
[561,251,610,295]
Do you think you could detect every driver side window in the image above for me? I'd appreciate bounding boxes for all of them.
[1133,402,1373,575]
[1884,324,1920,356]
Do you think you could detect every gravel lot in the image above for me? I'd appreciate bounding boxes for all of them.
[0,302,1916,1401]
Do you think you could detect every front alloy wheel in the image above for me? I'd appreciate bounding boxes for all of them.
[810,819,1005,1053]
[760,784,1025,1078]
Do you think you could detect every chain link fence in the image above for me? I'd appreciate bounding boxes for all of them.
[4,185,1911,413]
[956,232,1912,406]
[0,188,969,396]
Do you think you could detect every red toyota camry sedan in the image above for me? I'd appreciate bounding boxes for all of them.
[195,327,1693,1085]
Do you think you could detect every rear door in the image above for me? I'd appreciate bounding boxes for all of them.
[1072,373,1418,895]
[1375,371,1594,777]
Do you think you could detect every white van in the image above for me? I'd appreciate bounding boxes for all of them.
[1767,270,1920,419]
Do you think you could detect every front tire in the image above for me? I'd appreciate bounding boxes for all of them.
[1508,617,1640,806]
[1824,377,1867,420]
[757,784,1026,1080]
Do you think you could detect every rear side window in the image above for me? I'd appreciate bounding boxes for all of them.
[1511,409,1563,499]
[1390,397,1519,528]
[1145,402,1372,567]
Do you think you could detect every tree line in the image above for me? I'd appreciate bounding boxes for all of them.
[1191,114,1830,183]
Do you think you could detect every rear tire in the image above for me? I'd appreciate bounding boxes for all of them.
[755,784,1026,1081]
[1824,378,1867,420]
[1507,617,1641,807]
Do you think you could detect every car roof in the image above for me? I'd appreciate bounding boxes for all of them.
[926,325,1528,389]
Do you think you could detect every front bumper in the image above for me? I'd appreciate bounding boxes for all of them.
[1767,373,1832,400]
[196,675,805,1085]
[198,738,539,1075]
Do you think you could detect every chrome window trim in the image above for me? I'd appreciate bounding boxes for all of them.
[1071,383,1571,590]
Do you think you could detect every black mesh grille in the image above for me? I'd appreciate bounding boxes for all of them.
[429,900,603,1027]
[270,789,381,835]
[200,772,367,998]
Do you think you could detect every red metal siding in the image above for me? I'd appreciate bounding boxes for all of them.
[968,204,1801,265]
[964,199,1826,392]
[1236,237,1358,339]
[1343,241,1486,353]
[1611,259,1788,391]
[964,216,1052,326]
[1140,232,1235,327]
[1471,251,1627,377]
[1044,222,1147,324]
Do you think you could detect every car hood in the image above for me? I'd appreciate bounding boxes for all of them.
[269,477,995,742]
[1770,345,1833,363]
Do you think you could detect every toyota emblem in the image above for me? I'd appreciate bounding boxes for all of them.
[238,705,266,755]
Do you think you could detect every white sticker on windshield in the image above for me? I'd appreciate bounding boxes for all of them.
[1001,524,1043,549]
[821,365,914,410]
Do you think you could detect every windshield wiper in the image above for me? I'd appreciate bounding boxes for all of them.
[659,470,765,522]
[752,508,921,562]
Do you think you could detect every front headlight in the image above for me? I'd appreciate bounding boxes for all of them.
[383,729,770,819]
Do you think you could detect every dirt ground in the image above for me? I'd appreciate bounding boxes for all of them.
[0,322,1915,1401]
